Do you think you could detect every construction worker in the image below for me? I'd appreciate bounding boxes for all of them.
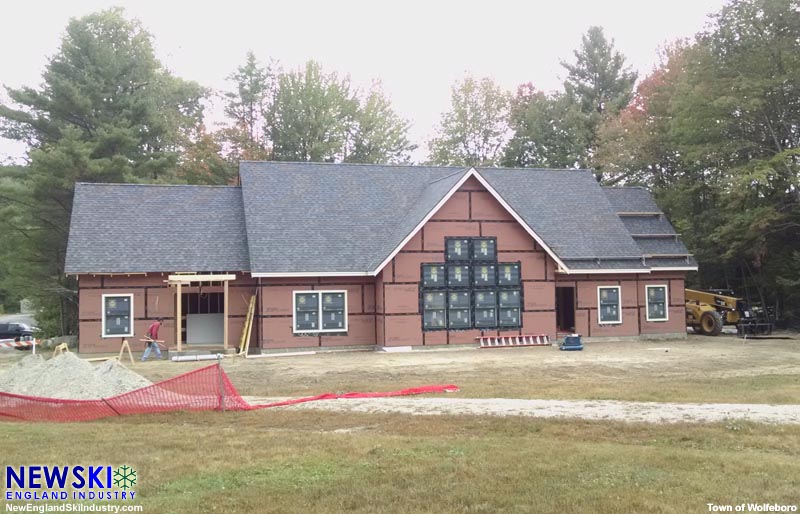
[142,318,163,361]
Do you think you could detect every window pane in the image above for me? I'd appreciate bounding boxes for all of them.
[474,290,497,309]
[295,292,320,332]
[497,263,521,286]
[322,310,345,330]
[648,302,666,320]
[423,309,446,329]
[105,296,130,316]
[474,307,497,328]
[445,238,471,261]
[599,304,619,323]
[295,293,319,312]
[648,286,666,303]
[448,308,471,329]
[448,291,470,309]
[421,264,446,288]
[447,264,470,288]
[322,292,345,311]
[498,308,521,327]
[599,287,619,305]
[498,289,521,308]
[473,264,497,287]
[295,310,319,331]
[471,238,497,261]
[423,291,446,310]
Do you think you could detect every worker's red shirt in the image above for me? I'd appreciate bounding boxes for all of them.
[147,321,161,339]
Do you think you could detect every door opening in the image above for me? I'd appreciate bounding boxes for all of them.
[181,292,224,345]
[556,287,576,333]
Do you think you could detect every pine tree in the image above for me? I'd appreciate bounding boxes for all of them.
[0,8,205,335]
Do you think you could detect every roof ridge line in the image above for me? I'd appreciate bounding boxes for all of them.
[564,256,646,261]
[239,160,466,169]
[74,182,240,189]
[479,166,593,173]
[427,168,471,185]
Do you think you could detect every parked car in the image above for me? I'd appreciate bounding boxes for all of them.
[0,323,35,342]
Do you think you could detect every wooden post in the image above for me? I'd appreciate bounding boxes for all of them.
[223,280,229,350]
[119,339,134,365]
[176,282,182,353]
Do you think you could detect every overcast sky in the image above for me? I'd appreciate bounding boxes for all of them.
[0,0,728,163]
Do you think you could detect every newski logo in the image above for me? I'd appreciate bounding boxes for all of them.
[5,465,137,501]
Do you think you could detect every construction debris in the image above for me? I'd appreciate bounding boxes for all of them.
[0,352,151,400]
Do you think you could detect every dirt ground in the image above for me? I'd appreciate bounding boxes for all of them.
[256,396,800,424]
[4,332,797,401]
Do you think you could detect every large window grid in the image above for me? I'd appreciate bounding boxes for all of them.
[293,290,348,334]
[421,237,522,331]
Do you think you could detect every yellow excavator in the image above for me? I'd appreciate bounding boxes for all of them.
[685,289,773,336]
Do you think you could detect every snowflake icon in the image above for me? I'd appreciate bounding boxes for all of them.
[113,465,137,490]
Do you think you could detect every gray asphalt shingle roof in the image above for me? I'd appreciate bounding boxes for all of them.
[634,237,691,256]
[239,162,469,273]
[65,183,250,274]
[478,168,644,261]
[66,164,696,274]
[604,186,661,213]
[619,216,676,234]
[561,259,648,271]
[602,187,696,270]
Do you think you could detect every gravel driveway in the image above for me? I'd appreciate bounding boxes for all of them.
[249,396,800,425]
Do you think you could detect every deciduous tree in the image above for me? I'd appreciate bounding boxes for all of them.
[266,61,357,162]
[345,83,416,164]
[427,76,511,167]
[503,84,589,169]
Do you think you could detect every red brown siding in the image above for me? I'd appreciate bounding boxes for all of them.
[556,272,686,338]
[75,179,688,352]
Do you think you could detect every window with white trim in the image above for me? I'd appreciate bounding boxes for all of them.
[102,294,134,338]
[293,291,347,334]
[597,286,621,324]
[645,285,668,321]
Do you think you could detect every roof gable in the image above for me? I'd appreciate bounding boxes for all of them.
[239,163,666,275]
[239,162,472,275]
[477,168,648,273]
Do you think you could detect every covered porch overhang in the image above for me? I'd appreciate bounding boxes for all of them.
[166,273,237,353]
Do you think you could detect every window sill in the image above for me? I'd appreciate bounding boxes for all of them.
[293,331,348,336]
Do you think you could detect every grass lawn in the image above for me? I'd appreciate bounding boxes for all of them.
[2,410,799,513]
[2,335,799,513]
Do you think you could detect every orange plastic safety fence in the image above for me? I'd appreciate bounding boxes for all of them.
[0,363,458,422]
[0,363,248,422]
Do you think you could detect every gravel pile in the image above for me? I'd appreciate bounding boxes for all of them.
[0,352,152,400]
